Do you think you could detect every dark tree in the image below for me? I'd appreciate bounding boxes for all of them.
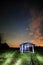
[0,33,2,43]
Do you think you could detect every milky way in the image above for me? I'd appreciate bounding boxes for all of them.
[28,9,43,46]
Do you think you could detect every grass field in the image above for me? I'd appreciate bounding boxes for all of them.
[0,50,43,65]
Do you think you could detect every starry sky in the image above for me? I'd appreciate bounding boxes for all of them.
[0,1,43,47]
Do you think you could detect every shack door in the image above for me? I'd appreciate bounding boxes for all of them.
[29,46,32,52]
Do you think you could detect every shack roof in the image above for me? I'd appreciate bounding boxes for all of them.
[20,42,35,46]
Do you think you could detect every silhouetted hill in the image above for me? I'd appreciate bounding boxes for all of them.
[10,47,20,50]
[0,42,9,49]
[34,46,43,54]
[0,42,20,52]
[35,46,43,51]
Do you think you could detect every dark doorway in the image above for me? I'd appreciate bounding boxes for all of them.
[29,47,32,52]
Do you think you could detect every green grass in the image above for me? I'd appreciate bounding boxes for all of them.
[0,50,43,65]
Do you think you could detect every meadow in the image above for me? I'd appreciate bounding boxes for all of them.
[0,49,43,65]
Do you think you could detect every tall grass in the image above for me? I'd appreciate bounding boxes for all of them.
[0,50,43,65]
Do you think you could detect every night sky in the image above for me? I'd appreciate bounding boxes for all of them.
[0,1,43,47]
